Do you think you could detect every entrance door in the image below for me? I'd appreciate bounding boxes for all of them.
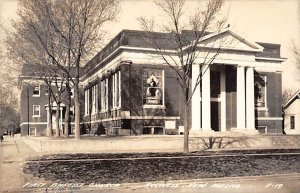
[210,70,221,131]
[211,102,220,131]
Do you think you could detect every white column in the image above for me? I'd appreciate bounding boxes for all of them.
[46,107,49,133]
[60,107,63,132]
[191,65,201,130]
[236,66,246,129]
[201,65,211,130]
[220,68,226,132]
[246,67,255,129]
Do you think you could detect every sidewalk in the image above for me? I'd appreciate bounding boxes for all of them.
[0,136,37,192]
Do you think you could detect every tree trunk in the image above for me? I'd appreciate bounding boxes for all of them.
[64,82,71,138]
[48,106,53,137]
[55,102,60,137]
[183,88,190,153]
[184,101,190,153]
[47,94,53,137]
[74,82,81,139]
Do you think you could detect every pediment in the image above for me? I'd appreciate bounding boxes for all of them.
[198,29,264,52]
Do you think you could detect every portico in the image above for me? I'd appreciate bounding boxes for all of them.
[190,29,265,133]
[191,64,257,132]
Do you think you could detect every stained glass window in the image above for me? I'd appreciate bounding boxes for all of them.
[143,69,163,105]
[254,75,267,108]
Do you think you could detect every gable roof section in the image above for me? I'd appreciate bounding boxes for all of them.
[196,28,264,52]
[283,89,300,109]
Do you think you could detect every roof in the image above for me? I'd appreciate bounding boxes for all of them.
[283,89,300,109]
[83,29,285,77]
[20,63,81,80]
[82,29,214,75]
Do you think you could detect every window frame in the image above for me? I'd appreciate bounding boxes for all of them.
[32,85,40,97]
[112,71,121,109]
[84,89,90,115]
[100,78,108,112]
[290,115,295,130]
[142,69,165,108]
[32,105,40,117]
[29,127,37,136]
[254,74,267,110]
[91,84,98,115]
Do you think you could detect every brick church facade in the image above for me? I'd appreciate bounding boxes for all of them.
[19,28,285,136]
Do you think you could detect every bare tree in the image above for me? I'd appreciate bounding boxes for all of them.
[282,88,296,105]
[139,0,226,153]
[292,41,300,69]
[4,0,119,139]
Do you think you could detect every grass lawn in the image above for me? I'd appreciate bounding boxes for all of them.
[23,149,300,184]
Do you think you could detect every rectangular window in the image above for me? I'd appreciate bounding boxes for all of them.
[84,89,90,115]
[290,115,295,129]
[33,85,40,97]
[254,75,267,108]
[29,127,36,136]
[33,105,40,117]
[143,69,164,106]
[101,78,108,111]
[112,71,121,108]
[91,85,98,114]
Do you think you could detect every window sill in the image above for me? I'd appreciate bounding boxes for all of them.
[255,107,268,111]
[143,105,166,109]
[32,115,40,118]
[32,95,40,97]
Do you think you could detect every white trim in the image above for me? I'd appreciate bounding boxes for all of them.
[20,122,48,126]
[82,116,180,124]
[255,57,286,62]
[143,105,166,109]
[256,117,283,121]
[220,68,226,132]
[283,89,300,109]
[112,71,121,109]
[256,107,269,111]
[84,89,90,115]
[196,28,264,52]
[100,78,108,111]
[236,66,246,129]
[21,122,75,126]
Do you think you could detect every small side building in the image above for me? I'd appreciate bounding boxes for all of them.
[283,90,300,134]
[19,65,75,136]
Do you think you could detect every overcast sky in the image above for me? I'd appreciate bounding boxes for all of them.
[0,0,299,90]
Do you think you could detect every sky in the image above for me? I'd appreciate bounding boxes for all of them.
[0,0,299,90]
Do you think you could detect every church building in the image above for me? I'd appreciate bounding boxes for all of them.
[19,28,285,136]
[81,28,284,135]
